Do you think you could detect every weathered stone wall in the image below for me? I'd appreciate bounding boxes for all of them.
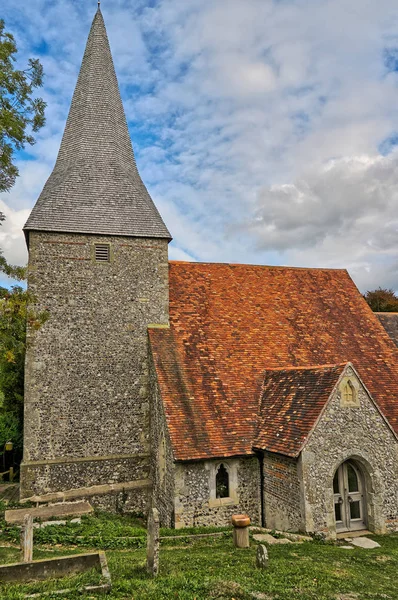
[21,454,150,497]
[22,231,169,509]
[174,457,261,528]
[301,366,398,537]
[148,347,175,526]
[262,452,302,532]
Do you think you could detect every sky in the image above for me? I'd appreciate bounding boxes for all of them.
[2,0,398,292]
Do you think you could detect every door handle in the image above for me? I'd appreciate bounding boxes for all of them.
[348,496,353,503]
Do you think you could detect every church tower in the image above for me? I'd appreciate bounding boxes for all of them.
[21,8,171,509]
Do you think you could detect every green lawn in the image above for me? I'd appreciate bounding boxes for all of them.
[0,511,396,599]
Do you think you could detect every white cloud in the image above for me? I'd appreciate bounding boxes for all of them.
[246,152,398,290]
[2,0,398,292]
[0,201,29,266]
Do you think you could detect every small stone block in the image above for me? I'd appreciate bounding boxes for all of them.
[253,533,292,544]
[231,514,251,527]
[350,537,380,549]
[256,544,269,569]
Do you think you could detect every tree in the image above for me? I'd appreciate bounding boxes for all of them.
[0,283,48,464]
[0,18,46,194]
[0,20,46,471]
[364,288,398,312]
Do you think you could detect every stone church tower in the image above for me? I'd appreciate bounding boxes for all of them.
[21,8,171,509]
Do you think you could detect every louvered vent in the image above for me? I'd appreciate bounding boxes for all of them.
[95,244,110,262]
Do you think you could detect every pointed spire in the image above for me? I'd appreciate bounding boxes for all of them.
[25,9,171,240]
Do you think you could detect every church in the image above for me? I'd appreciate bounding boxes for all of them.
[20,8,398,539]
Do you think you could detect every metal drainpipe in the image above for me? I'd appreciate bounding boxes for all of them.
[257,451,266,527]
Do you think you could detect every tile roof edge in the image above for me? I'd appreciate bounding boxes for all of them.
[263,362,348,373]
[168,260,348,272]
[251,446,298,459]
[297,362,398,454]
[24,226,172,240]
[173,451,256,463]
[255,363,348,457]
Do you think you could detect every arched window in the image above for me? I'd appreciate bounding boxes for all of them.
[343,380,355,404]
[216,463,229,498]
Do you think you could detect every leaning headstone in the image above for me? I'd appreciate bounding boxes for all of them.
[146,507,160,576]
[256,544,269,569]
[21,514,33,563]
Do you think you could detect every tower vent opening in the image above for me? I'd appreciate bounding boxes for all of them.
[95,243,110,262]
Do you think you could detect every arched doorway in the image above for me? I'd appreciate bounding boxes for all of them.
[333,460,367,532]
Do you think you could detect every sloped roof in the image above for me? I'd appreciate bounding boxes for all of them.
[254,364,345,457]
[24,9,170,241]
[149,262,398,461]
[376,313,398,348]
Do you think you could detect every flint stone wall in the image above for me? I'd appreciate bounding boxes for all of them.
[174,457,261,528]
[301,367,398,536]
[22,232,169,502]
[262,452,302,532]
[21,454,150,498]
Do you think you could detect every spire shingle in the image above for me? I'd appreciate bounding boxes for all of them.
[24,9,171,240]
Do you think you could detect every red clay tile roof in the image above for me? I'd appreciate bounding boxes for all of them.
[149,262,398,461]
[254,364,345,457]
[376,313,398,348]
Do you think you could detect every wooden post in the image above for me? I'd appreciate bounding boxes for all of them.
[231,514,251,548]
[21,514,33,563]
[9,467,14,483]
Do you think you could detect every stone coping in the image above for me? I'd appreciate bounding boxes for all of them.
[5,502,93,524]
[20,479,151,504]
[0,551,111,588]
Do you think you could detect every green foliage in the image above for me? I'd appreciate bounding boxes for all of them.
[0,18,46,193]
[364,287,398,312]
[0,411,22,457]
[0,282,48,464]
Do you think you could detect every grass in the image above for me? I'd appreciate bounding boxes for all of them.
[0,511,396,599]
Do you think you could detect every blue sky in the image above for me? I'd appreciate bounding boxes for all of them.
[2,0,398,291]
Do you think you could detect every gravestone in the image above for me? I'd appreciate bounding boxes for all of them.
[146,507,160,576]
[256,544,269,569]
[21,514,33,563]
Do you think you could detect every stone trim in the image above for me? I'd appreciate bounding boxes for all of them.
[207,460,239,508]
[21,453,150,467]
[21,479,152,504]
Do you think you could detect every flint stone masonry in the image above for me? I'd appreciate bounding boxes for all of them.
[21,454,150,499]
[173,457,261,528]
[22,232,169,505]
[300,367,398,537]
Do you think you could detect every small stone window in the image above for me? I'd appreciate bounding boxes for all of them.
[216,463,229,498]
[94,243,110,262]
[343,380,355,404]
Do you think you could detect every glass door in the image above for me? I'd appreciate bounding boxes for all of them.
[333,461,366,532]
